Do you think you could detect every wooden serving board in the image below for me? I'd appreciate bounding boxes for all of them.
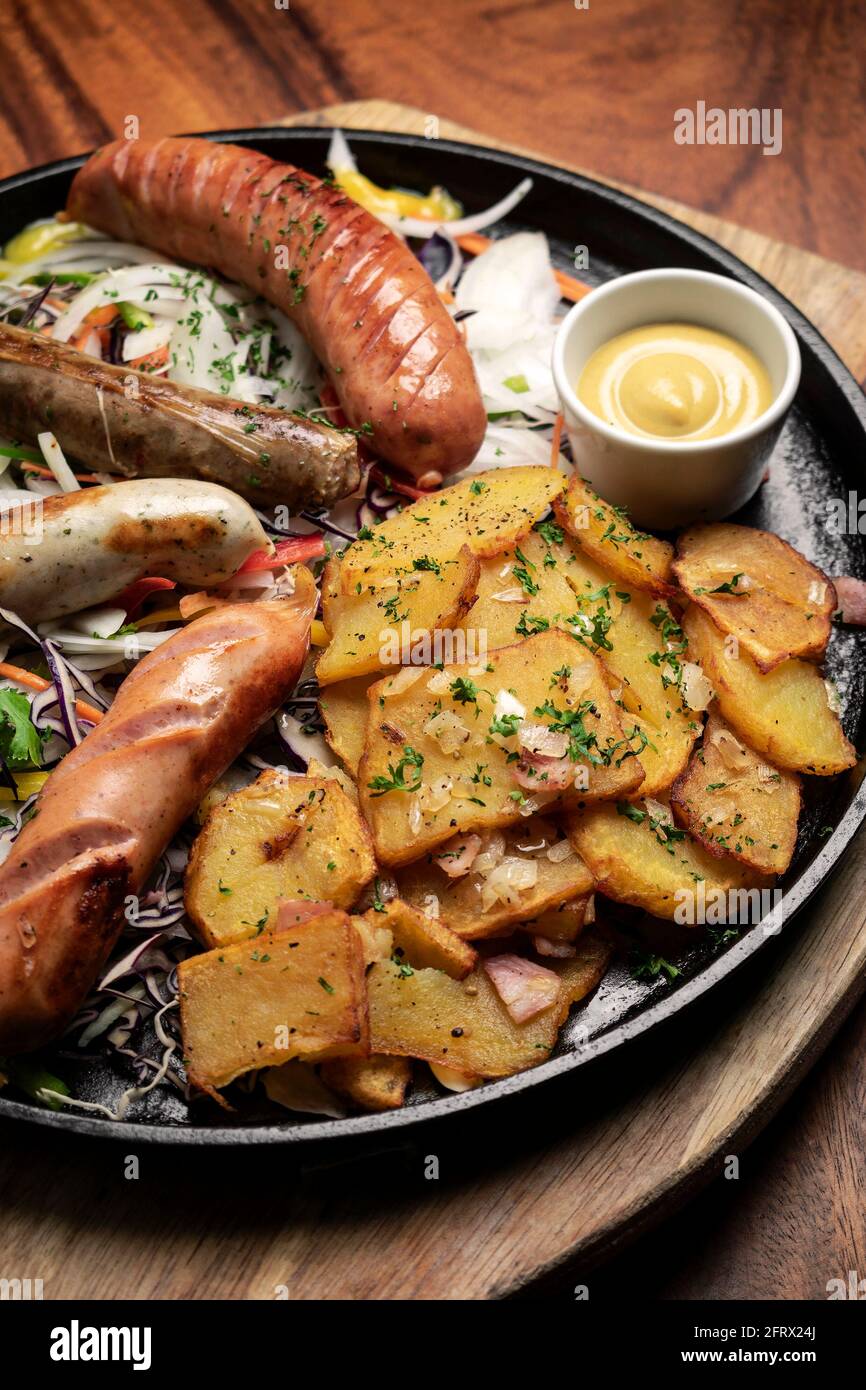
[3,101,866,1303]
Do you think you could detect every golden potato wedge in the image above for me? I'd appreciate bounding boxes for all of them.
[320,1055,412,1112]
[568,800,768,922]
[368,930,611,1077]
[561,545,701,794]
[455,528,579,651]
[554,474,675,596]
[359,630,644,866]
[319,674,377,775]
[673,523,835,671]
[367,898,478,978]
[339,467,565,593]
[670,713,801,873]
[395,819,595,939]
[179,910,368,1093]
[682,605,856,775]
[186,771,376,948]
[317,545,480,685]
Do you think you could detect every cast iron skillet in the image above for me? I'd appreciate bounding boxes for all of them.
[0,128,864,1146]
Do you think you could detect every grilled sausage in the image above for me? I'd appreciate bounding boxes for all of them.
[67,137,487,483]
[0,573,316,1053]
[0,320,360,509]
[0,477,270,625]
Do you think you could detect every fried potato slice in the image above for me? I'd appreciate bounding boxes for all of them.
[179,910,368,1093]
[367,898,478,977]
[368,930,611,1078]
[554,474,675,596]
[673,523,835,671]
[317,545,480,684]
[455,527,579,651]
[670,713,801,873]
[359,630,644,866]
[186,771,376,948]
[561,545,701,794]
[519,893,595,945]
[395,818,595,939]
[338,467,565,593]
[319,674,376,775]
[567,800,768,922]
[320,1055,412,1112]
[682,605,856,775]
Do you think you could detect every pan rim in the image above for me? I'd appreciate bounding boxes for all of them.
[1,125,864,1146]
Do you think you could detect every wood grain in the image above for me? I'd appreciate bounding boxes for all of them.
[0,0,862,272]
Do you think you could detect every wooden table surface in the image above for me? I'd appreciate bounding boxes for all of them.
[0,0,864,1301]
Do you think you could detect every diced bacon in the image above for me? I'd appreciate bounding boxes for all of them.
[275,899,334,930]
[434,833,483,878]
[513,753,574,791]
[833,576,866,626]
[532,934,577,958]
[484,953,561,1023]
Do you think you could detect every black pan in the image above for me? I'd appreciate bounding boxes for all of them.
[1,128,864,1146]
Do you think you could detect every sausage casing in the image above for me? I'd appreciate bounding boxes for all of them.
[68,137,487,482]
[0,573,316,1053]
[0,476,269,624]
[0,320,360,509]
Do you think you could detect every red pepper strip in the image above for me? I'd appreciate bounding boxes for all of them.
[370,464,437,501]
[116,576,177,618]
[238,534,326,573]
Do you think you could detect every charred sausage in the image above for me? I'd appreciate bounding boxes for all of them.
[0,320,360,509]
[0,477,270,625]
[0,573,316,1053]
[67,137,487,483]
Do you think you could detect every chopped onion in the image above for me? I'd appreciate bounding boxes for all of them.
[380,177,533,240]
[37,432,79,492]
[681,661,714,711]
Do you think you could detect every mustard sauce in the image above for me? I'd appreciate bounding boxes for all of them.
[577,323,774,441]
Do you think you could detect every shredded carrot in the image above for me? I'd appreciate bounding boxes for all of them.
[0,662,104,724]
[550,411,564,466]
[455,232,592,303]
[128,343,169,372]
[85,304,118,328]
[21,462,103,485]
[370,464,436,501]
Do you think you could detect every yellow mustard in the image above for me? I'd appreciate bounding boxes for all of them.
[577,322,774,441]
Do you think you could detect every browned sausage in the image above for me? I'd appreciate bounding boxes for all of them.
[67,137,487,483]
[0,319,360,509]
[0,571,316,1054]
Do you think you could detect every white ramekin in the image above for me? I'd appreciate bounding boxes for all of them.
[551,268,801,529]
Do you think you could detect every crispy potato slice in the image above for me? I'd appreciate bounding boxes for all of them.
[319,674,376,775]
[368,898,478,977]
[395,819,595,939]
[179,910,368,1093]
[317,545,480,685]
[368,930,611,1077]
[519,893,595,945]
[682,605,856,775]
[456,528,579,651]
[320,1055,411,1112]
[359,630,644,866]
[673,523,835,671]
[338,467,565,593]
[670,713,801,873]
[186,771,376,948]
[554,474,675,596]
[568,800,768,922]
[561,544,701,794]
